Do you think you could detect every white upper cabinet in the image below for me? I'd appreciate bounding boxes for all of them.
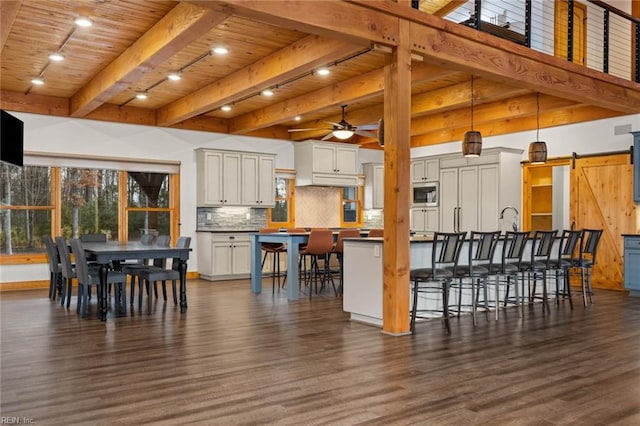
[241,154,275,207]
[363,162,384,209]
[295,140,359,186]
[411,158,439,183]
[196,148,275,207]
[197,150,241,206]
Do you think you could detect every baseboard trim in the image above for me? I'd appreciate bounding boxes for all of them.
[0,272,201,291]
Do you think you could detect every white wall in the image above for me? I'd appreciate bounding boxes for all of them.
[1,111,638,284]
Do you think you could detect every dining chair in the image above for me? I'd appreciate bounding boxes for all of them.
[122,233,156,303]
[574,228,603,306]
[134,236,191,312]
[70,238,127,318]
[79,233,107,243]
[450,230,500,326]
[43,235,62,300]
[259,228,286,294]
[55,236,77,309]
[409,231,466,334]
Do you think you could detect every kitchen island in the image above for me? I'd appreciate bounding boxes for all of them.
[342,235,545,327]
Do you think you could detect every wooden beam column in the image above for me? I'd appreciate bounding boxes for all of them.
[382,19,412,335]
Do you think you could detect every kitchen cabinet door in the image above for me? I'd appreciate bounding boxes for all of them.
[411,158,439,183]
[241,154,275,206]
[458,166,479,232]
[211,240,233,276]
[232,239,251,275]
[364,163,384,209]
[222,153,242,205]
[411,207,438,232]
[439,168,459,232]
[196,150,241,206]
[311,144,337,173]
[334,145,359,174]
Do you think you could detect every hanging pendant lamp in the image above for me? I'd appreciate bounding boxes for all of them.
[528,93,548,164]
[462,76,482,157]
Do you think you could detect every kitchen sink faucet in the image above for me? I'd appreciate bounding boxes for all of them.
[499,206,519,231]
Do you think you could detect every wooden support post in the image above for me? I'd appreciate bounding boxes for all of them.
[382,20,412,335]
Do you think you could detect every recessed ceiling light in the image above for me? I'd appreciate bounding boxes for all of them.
[221,105,232,112]
[135,92,148,100]
[168,72,182,81]
[74,16,93,27]
[212,46,228,55]
[261,89,274,97]
[31,77,45,85]
[316,67,330,76]
[48,52,64,62]
[294,115,301,121]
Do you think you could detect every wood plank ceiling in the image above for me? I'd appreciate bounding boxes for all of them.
[1,0,638,150]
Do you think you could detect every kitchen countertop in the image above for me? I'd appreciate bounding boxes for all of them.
[196,229,259,233]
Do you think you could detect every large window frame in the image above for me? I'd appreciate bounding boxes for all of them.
[0,154,180,265]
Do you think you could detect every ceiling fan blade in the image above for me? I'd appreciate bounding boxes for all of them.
[357,124,378,130]
[321,132,334,141]
[324,121,343,128]
[288,127,329,132]
[355,130,378,138]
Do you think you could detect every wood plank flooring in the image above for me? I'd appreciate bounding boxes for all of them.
[1,279,639,425]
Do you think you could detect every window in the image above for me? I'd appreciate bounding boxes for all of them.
[126,172,171,241]
[0,163,53,255]
[0,156,180,264]
[60,167,119,239]
[267,177,294,227]
[341,186,363,227]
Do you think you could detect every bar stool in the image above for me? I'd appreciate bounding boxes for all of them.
[259,228,286,294]
[410,231,466,334]
[521,230,558,313]
[574,228,603,306]
[298,229,335,298]
[492,231,529,319]
[367,229,384,237]
[549,229,582,309]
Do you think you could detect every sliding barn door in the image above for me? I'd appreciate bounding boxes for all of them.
[570,154,637,290]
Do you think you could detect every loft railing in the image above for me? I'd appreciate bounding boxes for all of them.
[412,0,639,83]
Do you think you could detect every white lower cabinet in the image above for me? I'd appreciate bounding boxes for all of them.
[198,233,251,281]
[411,207,439,233]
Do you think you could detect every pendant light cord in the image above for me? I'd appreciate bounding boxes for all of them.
[470,76,474,131]
[536,92,540,141]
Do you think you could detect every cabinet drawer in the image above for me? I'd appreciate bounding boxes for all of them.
[212,234,251,243]
[624,237,640,249]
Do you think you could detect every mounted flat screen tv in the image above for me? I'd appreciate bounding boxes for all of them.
[0,109,24,167]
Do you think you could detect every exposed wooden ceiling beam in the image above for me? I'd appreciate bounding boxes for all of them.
[69,3,228,117]
[411,93,578,135]
[194,0,398,47]
[419,0,466,17]
[228,62,452,134]
[0,90,69,117]
[411,105,624,147]
[157,35,362,126]
[0,1,21,51]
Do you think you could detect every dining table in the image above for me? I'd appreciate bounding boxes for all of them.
[82,242,191,321]
[250,232,310,300]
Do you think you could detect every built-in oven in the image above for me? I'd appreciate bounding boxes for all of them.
[412,182,438,206]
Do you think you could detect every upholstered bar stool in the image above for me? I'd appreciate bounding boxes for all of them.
[298,229,336,298]
[367,229,384,238]
[259,228,287,294]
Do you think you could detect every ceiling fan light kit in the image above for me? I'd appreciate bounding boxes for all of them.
[462,76,482,158]
[288,104,378,141]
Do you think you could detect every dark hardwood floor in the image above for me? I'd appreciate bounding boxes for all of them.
[1,279,639,425]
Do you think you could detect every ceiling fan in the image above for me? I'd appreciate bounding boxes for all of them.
[288,105,378,141]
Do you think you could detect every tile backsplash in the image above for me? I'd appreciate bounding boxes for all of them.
[197,207,267,230]
[363,209,384,228]
[295,186,341,228]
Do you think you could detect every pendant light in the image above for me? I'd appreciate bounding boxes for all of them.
[462,76,482,157]
[528,92,548,164]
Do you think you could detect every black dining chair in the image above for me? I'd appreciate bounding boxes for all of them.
[43,235,62,300]
[410,231,466,334]
[79,233,107,243]
[133,236,191,312]
[70,238,127,318]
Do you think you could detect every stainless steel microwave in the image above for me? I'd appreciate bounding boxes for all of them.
[412,182,438,206]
